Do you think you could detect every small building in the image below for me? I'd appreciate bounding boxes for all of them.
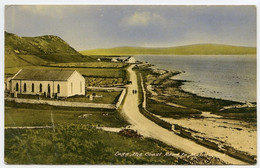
[111,58,118,62]
[124,56,136,63]
[9,69,85,98]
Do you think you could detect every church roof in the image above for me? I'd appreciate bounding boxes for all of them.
[12,69,76,81]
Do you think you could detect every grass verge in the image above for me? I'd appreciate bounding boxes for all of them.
[5,124,185,164]
[146,99,201,117]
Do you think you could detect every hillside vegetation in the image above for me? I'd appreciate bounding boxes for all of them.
[80,44,256,56]
[5,32,92,68]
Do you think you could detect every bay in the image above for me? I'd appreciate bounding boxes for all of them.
[135,55,256,103]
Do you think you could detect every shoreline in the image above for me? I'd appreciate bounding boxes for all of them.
[171,75,256,104]
[137,58,256,104]
[172,77,256,105]
[134,60,257,120]
[134,62,257,163]
[145,63,240,104]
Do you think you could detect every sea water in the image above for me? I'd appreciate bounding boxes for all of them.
[135,55,256,103]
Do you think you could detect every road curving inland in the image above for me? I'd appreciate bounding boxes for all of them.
[121,64,247,165]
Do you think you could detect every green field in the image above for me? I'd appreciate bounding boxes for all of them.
[80,44,256,56]
[85,77,125,86]
[50,62,127,68]
[5,100,187,165]
[5,101,128,127]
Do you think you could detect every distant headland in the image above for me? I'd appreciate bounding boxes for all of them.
[80,44,256,56]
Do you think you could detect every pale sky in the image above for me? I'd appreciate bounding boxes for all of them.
[5,5,256,50]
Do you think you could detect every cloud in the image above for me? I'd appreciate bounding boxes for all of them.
[124,11,165,26]
[18,6,67,19]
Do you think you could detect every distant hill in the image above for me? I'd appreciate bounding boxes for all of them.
[80,44,256,56]
[5,32,92,68]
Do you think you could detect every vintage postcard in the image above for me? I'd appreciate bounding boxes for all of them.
[1,2,258,167]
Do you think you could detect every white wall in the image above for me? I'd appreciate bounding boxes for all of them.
[67,71,85,97]
[11,80,68,97]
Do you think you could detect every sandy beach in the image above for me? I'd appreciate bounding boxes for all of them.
[161,116,257,156]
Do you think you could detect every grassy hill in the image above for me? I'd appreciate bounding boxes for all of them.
[5,32,93,68]
[80,44,256,56]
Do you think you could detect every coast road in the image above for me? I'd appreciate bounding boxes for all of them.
[121,64,247,165]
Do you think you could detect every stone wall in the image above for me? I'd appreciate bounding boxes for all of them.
[6,98,116,109]
[139,73,172,130]
[116,89,126,109]
[87,86,125,92]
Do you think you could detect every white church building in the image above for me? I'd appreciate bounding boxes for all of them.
[9,69,85,98]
